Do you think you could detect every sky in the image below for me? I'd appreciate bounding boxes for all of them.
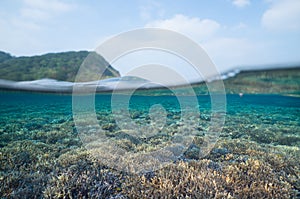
[0,0,300,75]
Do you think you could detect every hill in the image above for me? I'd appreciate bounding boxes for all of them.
[0,51,120,82]
[223,67,300,94]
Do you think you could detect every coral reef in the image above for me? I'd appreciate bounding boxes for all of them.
[44,149,124,198]
[0,143,125,198]
[0,140,58,198]
[122,139,299,198]
[0,93,299,198]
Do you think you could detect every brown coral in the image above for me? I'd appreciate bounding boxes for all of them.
[123,158,294,198]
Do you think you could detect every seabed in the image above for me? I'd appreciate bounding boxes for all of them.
[0,92,299,198]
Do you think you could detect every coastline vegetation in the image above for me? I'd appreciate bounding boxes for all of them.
[0,51,120,82]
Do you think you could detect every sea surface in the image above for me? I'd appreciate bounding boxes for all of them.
[0,91,299,198]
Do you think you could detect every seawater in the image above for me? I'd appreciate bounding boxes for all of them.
[1,92,298,143]
[0,91,299,197]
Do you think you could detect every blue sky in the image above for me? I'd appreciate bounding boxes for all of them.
[0,0,300,73]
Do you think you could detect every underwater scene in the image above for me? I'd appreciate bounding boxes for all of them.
[0,90,299,198]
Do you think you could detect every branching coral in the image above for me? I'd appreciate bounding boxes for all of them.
[43,148,124,199]
[122,158,294,198]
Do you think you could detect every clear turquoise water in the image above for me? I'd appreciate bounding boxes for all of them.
[0,91,299,197]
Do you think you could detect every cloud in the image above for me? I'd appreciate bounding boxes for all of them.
[0,16,42,56]
[145,14,220,41]
[232,0,250,8]
[262,0,300,31]
[202,37,260,69]
[0,0,76,56]
[144,14,261,71]
[21,0,74,20]
[139,1,164,20]
[11,17,41,31]
[232,22,248,30]
[24,0,73,11]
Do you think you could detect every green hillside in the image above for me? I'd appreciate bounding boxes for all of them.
[0,51,120,82]
[223,67,300,95]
